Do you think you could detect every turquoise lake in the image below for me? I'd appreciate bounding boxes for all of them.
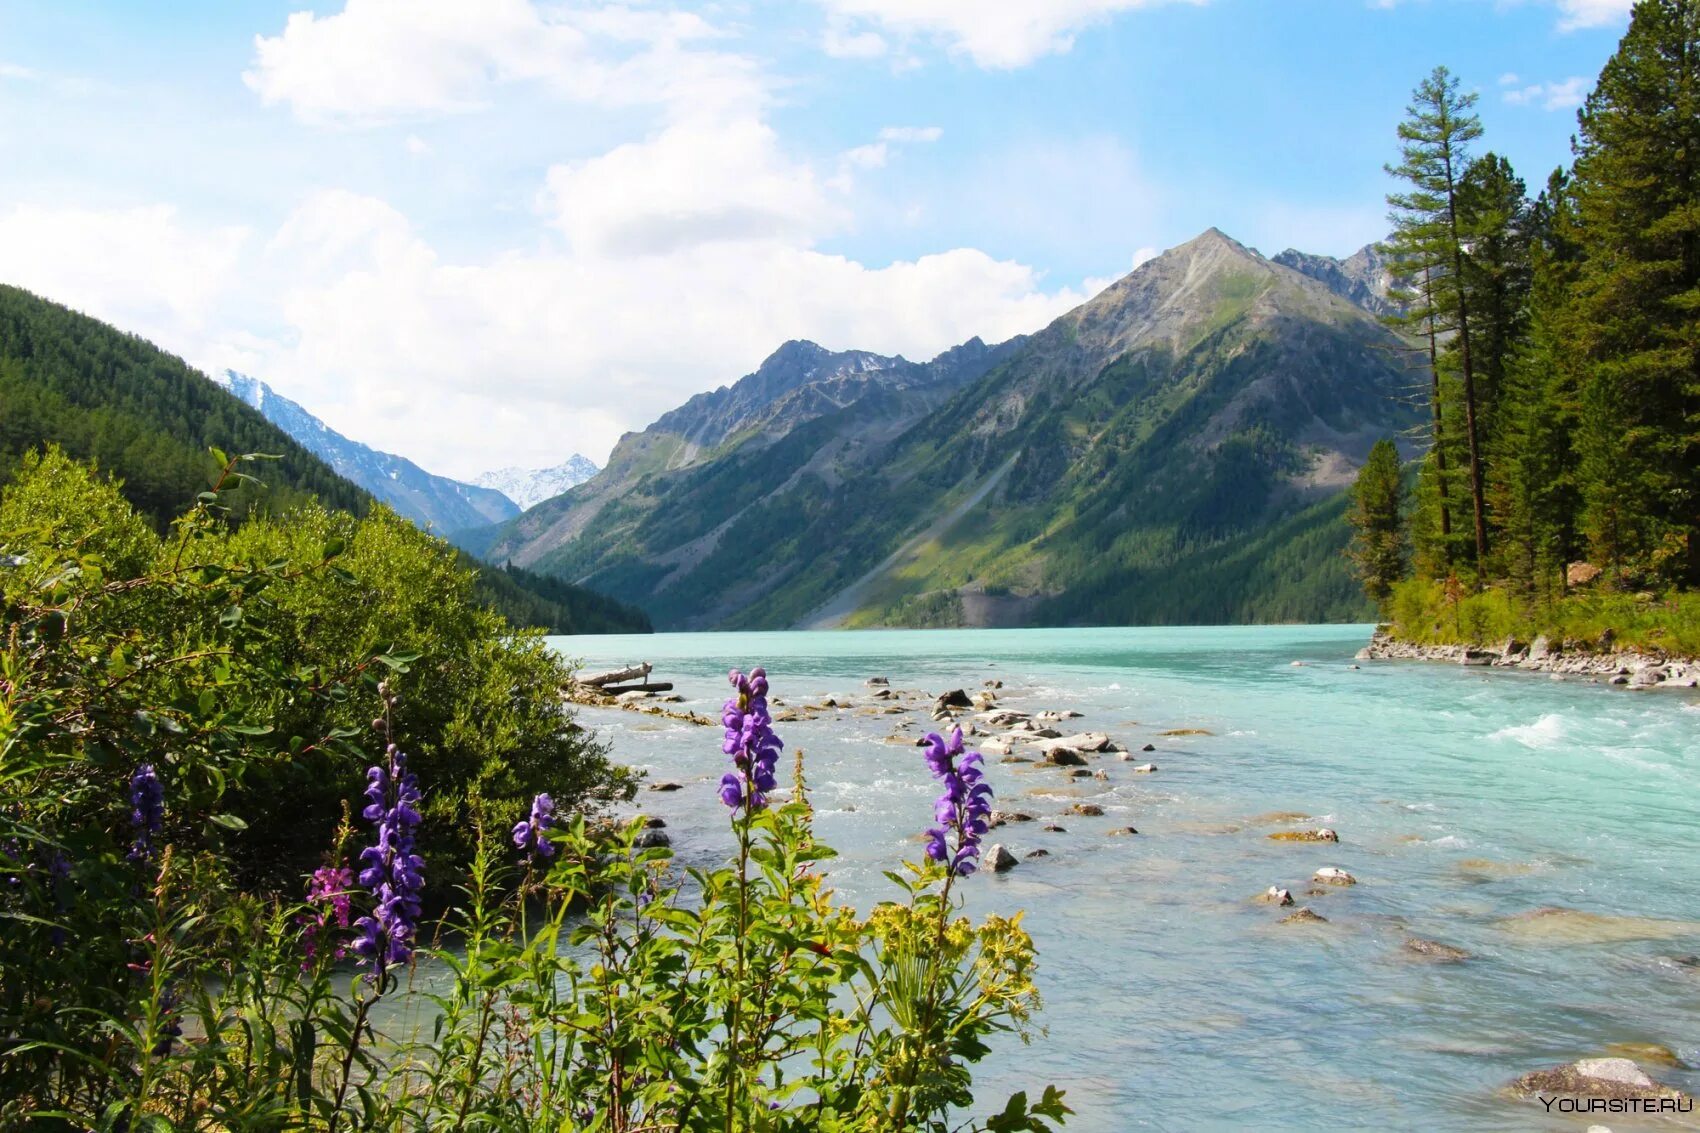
[546,624,1700,1132]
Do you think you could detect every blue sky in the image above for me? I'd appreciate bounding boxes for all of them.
[0,0,1633,476]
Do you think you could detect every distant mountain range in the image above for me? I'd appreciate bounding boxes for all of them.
[217,372,520,535]
[474,457,600,511]
[474,229,1423,630]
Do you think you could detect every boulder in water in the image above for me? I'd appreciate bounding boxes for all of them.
[1268,828,1339,843]
[937,689,973,709]
[1070,803,1106,817]
[1507,1057,1689,1104]
[1313,867,1357,886]
[1258,886,1295,907]
[1403,938,1469,962]
[1280,907,1328,925]
[984,843,1019,873]
[635,829,672,848]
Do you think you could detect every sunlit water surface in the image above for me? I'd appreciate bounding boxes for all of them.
[522,625,1700,1131]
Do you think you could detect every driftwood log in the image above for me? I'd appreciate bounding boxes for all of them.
[579,663,652,687]
[600,682,675,695]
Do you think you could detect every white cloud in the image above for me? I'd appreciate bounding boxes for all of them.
[541,117,841,257]
[822,21,889,59]
[1503,75,1589,110]
[404,134,432,156]
[1555,0,1632,31]
[0,62,37,80]
[244,0,762,125]
[815,0,1204,69]
[1130,246,1159,269]
[0,204,248,346]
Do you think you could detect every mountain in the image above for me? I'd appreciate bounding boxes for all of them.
[217,371,519,535]
[474,456,600,511]
[1272,243,1403,320]
[485,229,1423,630]
[0,283,648,634]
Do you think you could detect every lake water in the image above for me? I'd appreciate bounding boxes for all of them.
[548,625,1700,1132]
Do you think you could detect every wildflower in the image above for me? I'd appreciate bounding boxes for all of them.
[300,863,355,966]
[920,727,993,877]
[351,743,424,971]
[152,987,183,1057]
[512,792,556,859]
[718,667,782,813]
[127,764,164,863]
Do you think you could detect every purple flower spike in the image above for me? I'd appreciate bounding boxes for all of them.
[513,792,557,859]
[301,864,355,967]
[127,764,164,863]
[719,665,783,814]
[919,727,993,877]
[351,743,425,972]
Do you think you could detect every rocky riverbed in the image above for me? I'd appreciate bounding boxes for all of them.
[553,625,1700,1131]
[1359,627,1700,690]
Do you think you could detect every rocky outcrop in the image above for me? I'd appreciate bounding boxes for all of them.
[1508,1057,1691,1106]
[1359,627,1700,690]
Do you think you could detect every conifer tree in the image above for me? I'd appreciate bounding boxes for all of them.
[1348,438,1408,608]
[1569,0,1700,586]
[1385,66,1492,571]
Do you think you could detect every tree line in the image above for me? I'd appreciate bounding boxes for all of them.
[1351,0,1699,619]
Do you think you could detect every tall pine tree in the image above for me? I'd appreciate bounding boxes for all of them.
[1569,0,1700,586]
[1348,438,1408,609]
[1385,66,1492,572]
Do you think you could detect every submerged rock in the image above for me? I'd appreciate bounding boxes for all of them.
[1403,938,1469,962]
[984,843,1019,873]
[1108,826,1139,837]
[1601,1042,1687,1070]
[1159,728,1214,737]
[1070,803,1106,817]
[1280,907,1328,925]
[647,781,684,792]
[1026,848,1051,860]
[1498,907,1700,944]
[1313,867,1357,886]
[1507,1057,1689,1105]
[1129,762,1157,773]
[1268,828,1339,844]
[1141,743,1157,752]
[1258,886,1295,907]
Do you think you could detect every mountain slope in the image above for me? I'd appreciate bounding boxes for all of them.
[218,371,519,534]
[474,456,600,510]
[493,229,1423,630]
[1272,243,1403,319]
[0,284,648,634]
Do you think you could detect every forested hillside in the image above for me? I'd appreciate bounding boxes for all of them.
[1349,2,1699,653]
[0,285,649,634]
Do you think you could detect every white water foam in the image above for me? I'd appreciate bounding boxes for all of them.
[1489,713,1568,748]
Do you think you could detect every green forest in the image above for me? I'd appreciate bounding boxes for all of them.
[1348,0,1699,654]
[0,285,651,636]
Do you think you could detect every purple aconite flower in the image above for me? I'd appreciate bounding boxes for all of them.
[512,792,556,859]
[351,743,424,971]
[127,764,164,863]
[718,667,782,813]
[920,727,993,877]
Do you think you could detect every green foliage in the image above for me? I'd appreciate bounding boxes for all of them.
[1347,438,1407,607]
[1568,0,1700,587]
[1386,576,1700,655]
[0,448,630,893]
[1,620,1069,1129]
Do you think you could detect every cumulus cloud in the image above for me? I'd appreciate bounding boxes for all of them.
[1555,0,1633,31]
[244,0,762,124]
[1503,76,1589,110]
[0,204,248,346]
[815,0,1204,69]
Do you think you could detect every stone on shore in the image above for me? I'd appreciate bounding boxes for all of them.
[937,689,973,709]
[1043,732,1113,753]
[1044,748,1089,767]
[985,843,1019,873]
[1036,710,1084,722]
[1313,867,1357,886]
